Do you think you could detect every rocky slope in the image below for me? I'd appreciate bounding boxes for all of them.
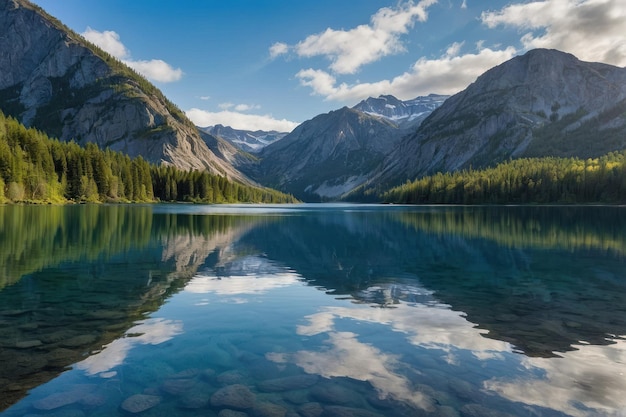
[201,125,288,153]
[247,107,401,200]
[0,0,248,181]
[245,95,447,201]
[375,49,626,186]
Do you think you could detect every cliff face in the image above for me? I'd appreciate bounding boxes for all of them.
[250,107,402,200]
[374,49,626,186]
[0,0,248,181]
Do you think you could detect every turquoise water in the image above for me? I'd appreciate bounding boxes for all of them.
[1,204,626,416]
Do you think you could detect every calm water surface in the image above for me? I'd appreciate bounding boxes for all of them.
[1,204,625,417]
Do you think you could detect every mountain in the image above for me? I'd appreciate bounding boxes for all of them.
[375,49,626,187]
[243,95,447,201]
[200,125,288,153]
[0,0,248,181]
[246,107,402,201]
[352,94,448,128]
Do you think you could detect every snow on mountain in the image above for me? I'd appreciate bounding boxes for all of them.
[200,125,288,153]
[352,94,449,128]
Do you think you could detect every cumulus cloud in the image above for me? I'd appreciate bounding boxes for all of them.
[82,27,129,58]
[125,59,183,83]
[80,27,183,83]
[296,45,517,102]
[481,0,626,66]
[269,42,289,59]
[186,108,299,132]
[284,0,437,74]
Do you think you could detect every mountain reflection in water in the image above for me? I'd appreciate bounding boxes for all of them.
[0,204,625,417]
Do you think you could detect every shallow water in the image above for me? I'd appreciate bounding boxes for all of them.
[1,204,625,416]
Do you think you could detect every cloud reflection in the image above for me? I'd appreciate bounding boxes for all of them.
[485,340,626,417]
[76,318,183,376]
[185,256,302,295]
[269,331,435,411]
[271,282,626,416]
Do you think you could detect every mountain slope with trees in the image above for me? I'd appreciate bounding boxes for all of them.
[0,111,297,204]
[372,49,626,190]
[0,0,249,181]
[377,151,626,204]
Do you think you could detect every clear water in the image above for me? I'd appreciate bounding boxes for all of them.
[1,204,625,417]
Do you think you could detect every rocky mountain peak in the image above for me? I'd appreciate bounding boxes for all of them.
[0,0,249,181]
[353,94,448,128]
[375,49,626,187]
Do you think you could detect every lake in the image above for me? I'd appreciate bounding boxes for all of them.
[1,203,625,417]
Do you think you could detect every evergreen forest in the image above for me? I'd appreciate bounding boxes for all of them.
[0,111,297,204]
[382,153,626,204]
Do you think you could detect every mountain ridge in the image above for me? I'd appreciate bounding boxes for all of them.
[0,0,250,182]
[372,48,626,188]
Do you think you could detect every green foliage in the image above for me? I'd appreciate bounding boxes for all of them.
[382,152,626,204]
[0,110,297,204]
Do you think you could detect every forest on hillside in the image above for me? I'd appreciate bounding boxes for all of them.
[381,152,626,204]
[0,112,297,204]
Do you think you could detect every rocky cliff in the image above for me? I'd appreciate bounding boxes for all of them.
[376,49,626,186]
[0,0,248,181]
[248,107,401,200]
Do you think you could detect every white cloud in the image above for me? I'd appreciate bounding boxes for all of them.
[269,42,289,59]
[125,59,183,83]
[218,103,261,112]
[186,108,299,132]
[82,26,129,59]
[481,0,626,66]
[461,0,468,9]
[199,96,210,101]
[80,28,183,83]
[297,46,517,102]
[288,0,438,74]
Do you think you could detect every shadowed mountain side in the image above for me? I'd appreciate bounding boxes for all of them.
[247,108,403,201]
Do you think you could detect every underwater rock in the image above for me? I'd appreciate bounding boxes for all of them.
[218,410,249,417]
[178,382,213,409]
[310,383,359,406]
[33,385,96,410]
[217,370,247,385]
[251,401,288,417]
[120,394,161,414]
[211,384,256,410]
[298,402,324,417]
[160,377,197,395]
[322,405,384,417]
[258,374,319,392]
[59,334,97,348]
[15,340,42,348]
[460,404,516,417]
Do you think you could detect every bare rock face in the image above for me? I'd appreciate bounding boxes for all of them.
[376,49,626,186]
[0,0,248,181]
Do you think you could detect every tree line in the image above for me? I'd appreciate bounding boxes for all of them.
[0,111,297,204]
[382,152,626,204]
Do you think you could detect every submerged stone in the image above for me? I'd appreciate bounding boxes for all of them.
[322,405,384,417]
[211,384,256,410]
[257,374,319,392]
[252,402,288,417]
[120,394,161,414]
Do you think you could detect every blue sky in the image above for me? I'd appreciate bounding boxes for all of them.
[30,0,626,131]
